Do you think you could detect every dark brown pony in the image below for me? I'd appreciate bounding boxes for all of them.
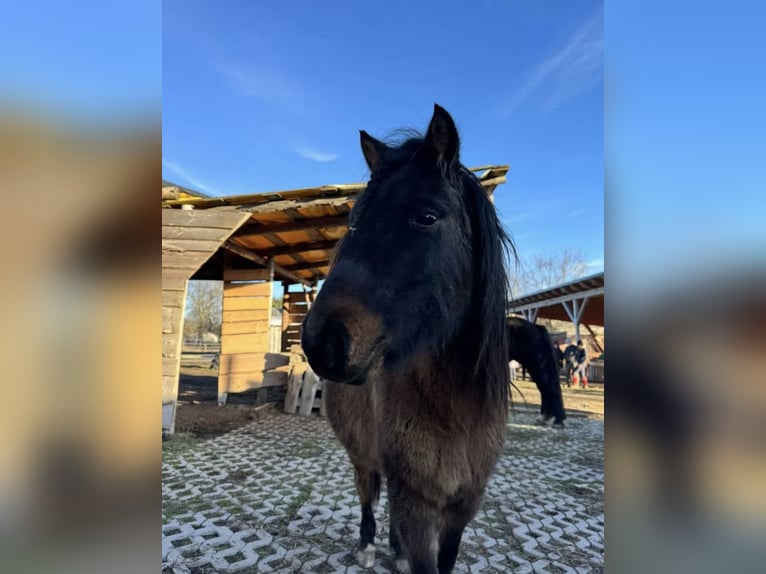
[302,105,513,573]
[507,316,567,427]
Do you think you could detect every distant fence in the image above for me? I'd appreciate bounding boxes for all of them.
[182,339,221,353]
[588,360,604,383]
[182,326,282,359]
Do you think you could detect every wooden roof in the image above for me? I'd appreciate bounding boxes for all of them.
[162,165,509,285]
[508,272,605,326]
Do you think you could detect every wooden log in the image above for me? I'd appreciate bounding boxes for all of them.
[163,251,216,270]
[162,376,177,404]
[162,238,224,253]
[217,352,287,374]
[260,239,339,257]
[162,307,183,334]
[220,332,270,355]
[162,290,185,308]
[285,259,331,272]
[218,371,288,394]
[222,296,271,312]
[163,356,179,377]
[239,215,348,236]
[162,332,182,358]
[223,268,272,282]
[162,268,191,291]
[265,352,291,369]
[162,225,234,241]
[224,282,272,297]
[162,208,249,229]
[223,240,311,286]
[221,320,270,335]
[218,352,267,375]
[285,301,310,313]
[223,310,272,323]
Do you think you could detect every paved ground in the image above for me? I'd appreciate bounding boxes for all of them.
[162,409,604,573]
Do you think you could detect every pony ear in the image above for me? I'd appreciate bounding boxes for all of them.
[360,130,388,171]
[420,103,460,164]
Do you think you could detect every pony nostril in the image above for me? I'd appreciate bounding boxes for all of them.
[323,319,350,372]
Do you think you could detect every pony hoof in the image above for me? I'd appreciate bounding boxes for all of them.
[553,422,565,429]
[356,544,376,569]
[395,558,411,573]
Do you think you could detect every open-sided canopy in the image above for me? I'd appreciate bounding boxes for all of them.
[508,272,604,326]
[162,165,509,286]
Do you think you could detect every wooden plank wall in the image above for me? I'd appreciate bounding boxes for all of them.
[217,268,277,403]
[281,290,311,351]
[162,208,251,435]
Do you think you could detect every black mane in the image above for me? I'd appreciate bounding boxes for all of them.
[368,133,515,402]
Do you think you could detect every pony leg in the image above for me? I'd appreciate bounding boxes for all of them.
[388,499,409,573]
[354,467,381,568]
[389,481,441,574]
[437,495,481,574]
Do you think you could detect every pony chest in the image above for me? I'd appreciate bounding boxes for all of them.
[381,411,502,501]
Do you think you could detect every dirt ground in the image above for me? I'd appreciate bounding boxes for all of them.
[173,366,604,439]
[174,367,263,438]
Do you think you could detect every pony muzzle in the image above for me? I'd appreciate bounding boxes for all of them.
[302,305,383,385]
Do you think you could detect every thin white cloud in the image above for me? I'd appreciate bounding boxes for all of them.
[497,10,603,117]
[508,211,537,224]
[162,158,219,195]
[566,208,587,217]
[214,61,307,116]
[585,257,605,269]
[295,146,338,163]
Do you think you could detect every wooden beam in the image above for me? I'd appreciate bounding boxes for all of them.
[162,208,248,229]
[260,239,339,257]
[239,215,348,236]
[508,287,604,314]
[244,195,356,213]
[584,323,604,353]
[284,259,331,272]
[222,240,311,286]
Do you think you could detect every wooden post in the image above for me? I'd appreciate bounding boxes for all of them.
[562,297,590,342]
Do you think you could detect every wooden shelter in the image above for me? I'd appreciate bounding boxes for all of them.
[507,272,604,341]
[161,166,509,435]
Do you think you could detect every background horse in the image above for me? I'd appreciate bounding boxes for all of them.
[507,316,567,427]
[302,105,513,574]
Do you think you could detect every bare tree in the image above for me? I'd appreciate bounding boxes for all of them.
[185,281,223,340]
[510,247,589,299]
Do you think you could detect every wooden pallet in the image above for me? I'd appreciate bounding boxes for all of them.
[284,365,326,416]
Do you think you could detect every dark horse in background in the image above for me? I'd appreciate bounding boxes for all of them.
[507,316,567,427]
[302,105,512,574]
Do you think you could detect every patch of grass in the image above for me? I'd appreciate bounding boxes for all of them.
[162,432,200,457]
[572,453,603,470]
[162,495,211,520]
[294,438,324,458]
[284,483,313,518]
[557,478,603,506]
[269,483,313,537]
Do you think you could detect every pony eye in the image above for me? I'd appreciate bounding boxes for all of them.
[412,213,438,228]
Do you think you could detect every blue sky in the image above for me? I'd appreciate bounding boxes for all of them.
[0,1,160,120]
[163,0,604,274]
